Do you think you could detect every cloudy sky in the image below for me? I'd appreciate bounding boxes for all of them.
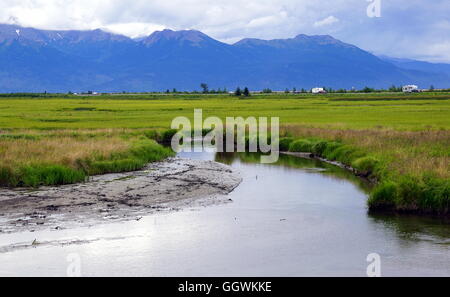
[1,0,449,62]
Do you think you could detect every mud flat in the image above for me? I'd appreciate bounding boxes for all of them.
[0,158,242,234]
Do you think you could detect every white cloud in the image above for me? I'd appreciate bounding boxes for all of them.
[416,41,450,63]
[103,23,167,38]
[0,0,355,39]
[314,16,339,27]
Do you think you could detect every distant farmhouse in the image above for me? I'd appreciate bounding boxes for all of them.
[75,91,100,96]
[402,85,419,93]
[312,87,327,94]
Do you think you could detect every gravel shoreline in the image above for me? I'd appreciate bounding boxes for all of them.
[0,157,242,234]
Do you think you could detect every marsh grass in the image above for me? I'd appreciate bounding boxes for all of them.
[0,132,173,187]
[282,126,449,179]
[282,125,449,214]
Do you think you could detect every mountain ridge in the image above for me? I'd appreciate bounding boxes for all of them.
[0,24,449,92]
[0,24,131,45]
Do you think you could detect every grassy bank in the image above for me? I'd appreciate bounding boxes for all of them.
[0,131,174,187]
[280,127,449,215]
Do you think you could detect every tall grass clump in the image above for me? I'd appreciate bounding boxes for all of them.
[352,156,379,176]
[87,139,173,175]
[368,182,398,209]
[419,176,450,213]
[18,165,86,188]
[279,137,294,151]
[311,140,329,155]
[0,163,87,188]
[289,139,314,152]
[161,129,179,144]
[369,175,449,214]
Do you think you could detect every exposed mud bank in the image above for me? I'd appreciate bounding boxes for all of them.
[0,158,242,234]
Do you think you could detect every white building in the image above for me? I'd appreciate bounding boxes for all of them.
[402,85,419,93]
[312,87,326,94]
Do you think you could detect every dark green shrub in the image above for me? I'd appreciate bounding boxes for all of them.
[327,145,363,164]
[311,140,329,155]
[279,137,294,151]
[289,139,314,152]
[321,142,343,159]
[161,129,179,144]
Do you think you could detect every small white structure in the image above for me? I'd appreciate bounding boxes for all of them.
[402,85,419,93]
[312,87,326,94]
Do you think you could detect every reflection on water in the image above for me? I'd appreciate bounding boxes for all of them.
[216,150,449,242]
[0,149,448,276]
[369,213,450,244]
[215,152,373,193]
[179,149,450,276]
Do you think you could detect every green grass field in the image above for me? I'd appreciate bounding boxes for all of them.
[0,92,449,130]
[0,92,449,214]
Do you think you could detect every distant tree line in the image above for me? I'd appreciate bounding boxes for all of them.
[4,84,449,97]
[234,87,250,97]
[78,85,450,95]
[0,92,69,98]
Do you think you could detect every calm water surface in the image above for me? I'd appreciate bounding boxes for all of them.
[0,150,448,276]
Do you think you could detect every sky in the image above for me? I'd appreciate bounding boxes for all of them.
[1,0,449,62]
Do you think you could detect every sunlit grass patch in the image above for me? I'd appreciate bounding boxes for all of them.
[0,133,173,187]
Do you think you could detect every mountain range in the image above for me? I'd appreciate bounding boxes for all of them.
[0,23,449,92]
